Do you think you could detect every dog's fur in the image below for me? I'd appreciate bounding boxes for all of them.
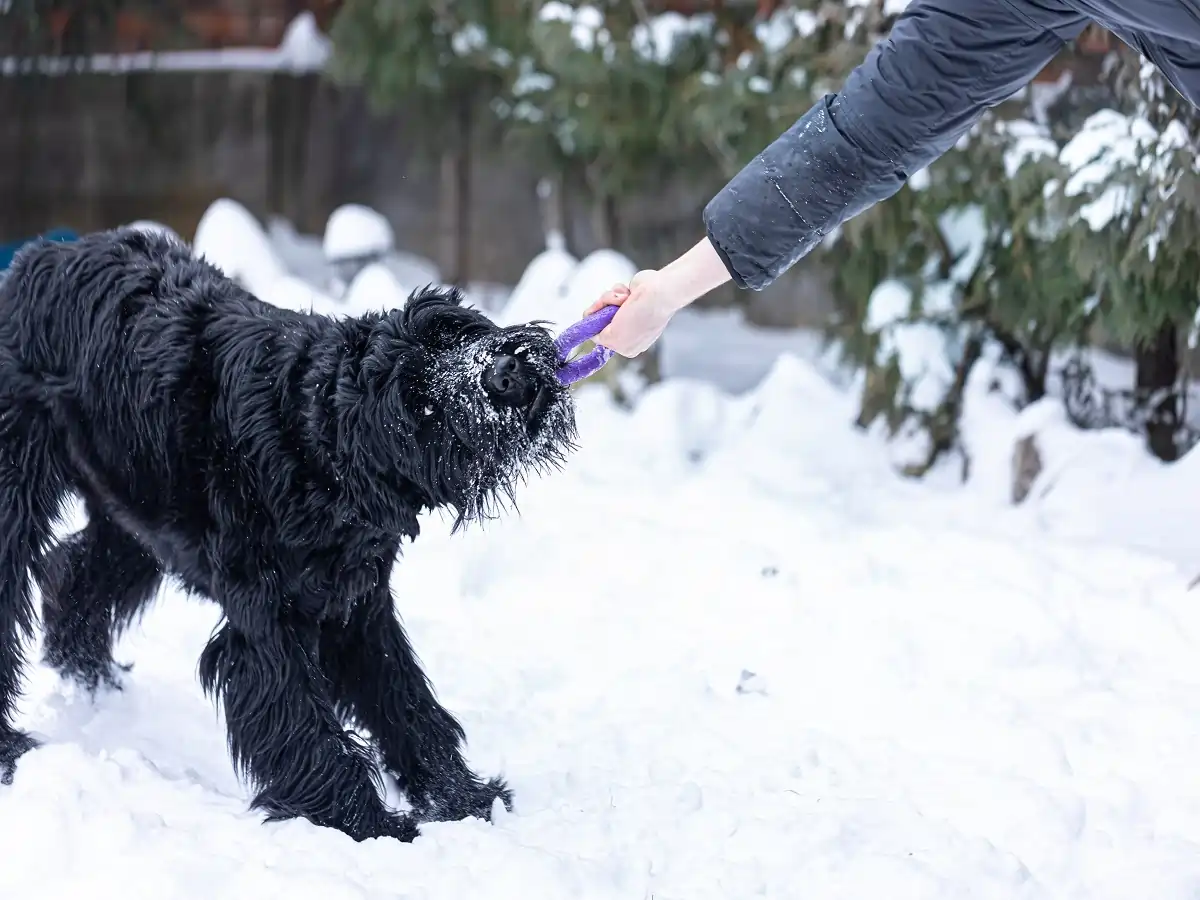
[0,227,577,842]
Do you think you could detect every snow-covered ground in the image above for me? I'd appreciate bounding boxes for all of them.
[4,205,1200,898]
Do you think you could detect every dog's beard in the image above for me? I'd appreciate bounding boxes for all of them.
[425,325,577,528]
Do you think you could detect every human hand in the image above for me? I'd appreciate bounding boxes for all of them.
[584,269,678,358]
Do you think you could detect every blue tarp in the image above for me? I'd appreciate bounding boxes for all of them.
[0,228,78,271]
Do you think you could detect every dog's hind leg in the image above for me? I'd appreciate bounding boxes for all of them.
[0,423,68,784]
[38,510,162,694]
[198,605,419,842]
[320,584,513,826]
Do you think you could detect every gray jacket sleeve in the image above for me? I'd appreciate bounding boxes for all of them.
[702,0,1087,291]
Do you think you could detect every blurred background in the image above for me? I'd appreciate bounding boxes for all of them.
[2,0,1198,484]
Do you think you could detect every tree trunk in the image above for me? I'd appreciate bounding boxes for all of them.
[537,174,570,251]
[440,95,473,286]
[590,192,620,249]
[1135,321,1180,462]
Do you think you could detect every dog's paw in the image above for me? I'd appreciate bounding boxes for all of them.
[414,775,513,825]
[483,776,514,817]
[65,660,132,696]
[103,661,135,690]
[0,729,39,786]
[383,813,421,843]
[349,810,421,843]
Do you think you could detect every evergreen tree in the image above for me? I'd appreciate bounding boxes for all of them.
[494,0,728,397]
[327,0,529,284]
[499,0,714,247]
[1057,51,1200,460]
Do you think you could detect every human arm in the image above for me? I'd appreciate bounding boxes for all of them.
[704,0,1087,291]
[592,0,1087,355]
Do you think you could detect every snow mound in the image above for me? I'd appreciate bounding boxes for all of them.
[340,262,410,316]
[267,217,336,288]
[256,273,337,314]
[323,204,395,263]
[623,378,731,476]
[494,247,636,361]
[380,251,441,296]
[191,199,286,298]
[493,246,579,327]
[560,248,637,322]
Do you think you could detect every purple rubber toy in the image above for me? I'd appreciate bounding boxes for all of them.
[554,304,618,385]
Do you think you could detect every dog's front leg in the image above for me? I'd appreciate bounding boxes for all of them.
[197,608,419,843]
[320,585,513,826]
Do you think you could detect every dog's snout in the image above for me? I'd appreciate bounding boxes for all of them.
[484,354,534,405]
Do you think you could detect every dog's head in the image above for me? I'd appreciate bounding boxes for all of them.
[356,285,577,527]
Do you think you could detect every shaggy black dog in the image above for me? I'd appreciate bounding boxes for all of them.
[0,227,577,842]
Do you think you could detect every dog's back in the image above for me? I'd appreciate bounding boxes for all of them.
[0,227,333,563]
[0,226,294,392]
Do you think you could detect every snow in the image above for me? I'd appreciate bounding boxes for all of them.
[253,273,338,315]
[10,222,1200,898]
[891,321,956,412]
[1058,109,1192,233]
[631,12,713,65]
[339,262,411,317]
[1,12,330,75]
[938,204,987,286]
[559,249,638,322]
[538,2,608,52]
[323,204,396,263]
[451,23,489,58]
[188,200,452,318]
[864,279,957,415]
[756,7,821,54]
[491,246,578,328]
[864,278,913,332]
[9,328,1200,897]
[191,198,288,299]
[275,12,332,71]
[999,119,1060,179]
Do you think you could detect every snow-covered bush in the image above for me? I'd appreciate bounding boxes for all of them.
[498,1,717,247]
[324,202,392,261]
[322,204,404,297]
[1033,55,1200,462]
[842,110,1098,479]
[191,199,287,298]
[846,44,1200,475]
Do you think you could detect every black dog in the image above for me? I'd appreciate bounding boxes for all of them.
[0,227,577,842]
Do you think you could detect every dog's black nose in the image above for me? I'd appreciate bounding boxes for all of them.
[484,354,534,405]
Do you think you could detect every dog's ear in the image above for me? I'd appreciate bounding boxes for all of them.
[358,320,422,397]
[399,283,493,349]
